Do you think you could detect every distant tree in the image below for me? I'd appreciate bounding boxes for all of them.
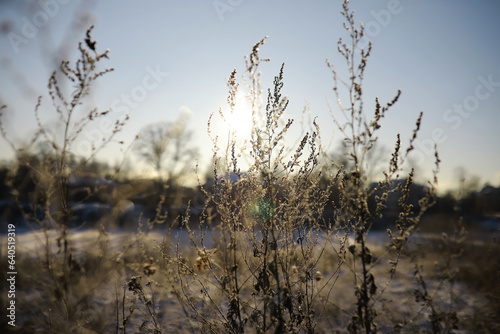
[10,152,43,203]
[328,140,389,184]
[454,166,481,197]
[134,122,169,174]
[0,166,11,199]
[78,157,111,176]
[133,111,197,184]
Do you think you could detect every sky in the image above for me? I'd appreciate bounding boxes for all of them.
[0,0,499,192]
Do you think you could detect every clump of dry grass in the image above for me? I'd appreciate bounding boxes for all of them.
[172,36,337,332]
[0,25,132,333]
[166,2,442,333]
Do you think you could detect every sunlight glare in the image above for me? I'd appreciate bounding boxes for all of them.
[227,92,253,141]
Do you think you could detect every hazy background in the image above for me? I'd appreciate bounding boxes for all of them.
[0,0,499,191]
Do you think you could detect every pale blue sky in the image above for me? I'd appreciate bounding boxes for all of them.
[0,0,499,191]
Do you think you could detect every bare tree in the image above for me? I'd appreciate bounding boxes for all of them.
[329,140,389,185]
[133,111,197,183]
[134,122,170,174]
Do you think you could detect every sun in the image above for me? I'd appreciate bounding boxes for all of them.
[226,93,253,141]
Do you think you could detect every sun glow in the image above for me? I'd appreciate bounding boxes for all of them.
[226,93,253,142]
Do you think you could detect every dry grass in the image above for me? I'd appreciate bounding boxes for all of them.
[1,2,499,333]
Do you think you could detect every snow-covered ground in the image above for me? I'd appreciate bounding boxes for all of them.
[3,226,495,332]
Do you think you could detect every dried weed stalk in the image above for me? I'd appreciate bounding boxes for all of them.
[0,26,129,331]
